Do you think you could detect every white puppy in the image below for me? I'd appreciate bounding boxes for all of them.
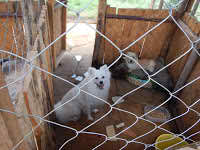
[54,65,111,123]
[123,52,156,72]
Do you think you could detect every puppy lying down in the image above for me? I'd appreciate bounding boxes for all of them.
[123,52,173,91]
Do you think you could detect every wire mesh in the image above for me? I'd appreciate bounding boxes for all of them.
[0,0,200,150]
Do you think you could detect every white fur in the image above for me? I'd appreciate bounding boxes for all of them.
[123,52,156,72]
[54,65,111,123]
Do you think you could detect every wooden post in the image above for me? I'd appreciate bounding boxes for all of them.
[168,19,200,133]
[190,0,199,16]
[92,0,107,67]
[61,4,67,50]
[43,6,55,107]
[23,91,42,149]
[177,0,190,14]
[0,70,31,150]
[149,0,155,9]
[176,0,196,18]
[158,0,164,9]
[20,0,33,52]
[47,0,56,69]
[186,0,196,13]
[173,20,199,91]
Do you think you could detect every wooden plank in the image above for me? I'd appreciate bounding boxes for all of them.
[186,0,196,13]
[104,6,118,64]
[23,91,42,150]
[42,5,55,107]
[166,18,200,134]
[34,4,54,107]
[92,0,107,67]
[0,18,15,58]
[0,0,25,58]
[0,17,25,58]
[0,111,13,150]
[0,69,31,150]
[166,19,199,83]
[0,2,17,13]
[182,13,200,36]
[117,8,145,58]
[178,19,199,41]
[138,9,175,59]
[173,21,199,88]
[103,8,175,64]
[53,7,62,57]
[168,19,200,134]
[47,0,56,69]
[106,14,174,23]
[149,0,156,9]
[190,0,199,16]
[61,6,67,50]
[177,60,200,141]
[159,0,164,9]
[176,0,190,18]
[166,27,191,83]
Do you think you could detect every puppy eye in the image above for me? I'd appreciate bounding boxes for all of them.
[130,60,133,63]
[102,76,104,79]
[95,77,98,79]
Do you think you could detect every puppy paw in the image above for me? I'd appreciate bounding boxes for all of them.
[92,109,99,113]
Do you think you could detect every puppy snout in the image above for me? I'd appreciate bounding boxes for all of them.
[100,81,103,85]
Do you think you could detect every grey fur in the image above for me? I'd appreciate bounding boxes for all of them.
[129,57,174,91]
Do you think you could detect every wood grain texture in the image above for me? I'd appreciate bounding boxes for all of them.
[53,6,67,58]
[166,14,200,137]
[0,69,31,150]
[103,8,175,64]
[177,60,200,141]
[166,27,191,84]
[0,110,13,150]
[47,0,56,69]
[61,6,67,50]
[182,13,200,36]
[104,6,118,64]
[0,18,25,58]
[92,0,107,66]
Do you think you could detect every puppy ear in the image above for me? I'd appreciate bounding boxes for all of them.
[88,67,96,75]
[100,64,108,70]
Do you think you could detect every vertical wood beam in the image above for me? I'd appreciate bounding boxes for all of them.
[47,0,56,69]
[159,0,164,9]
[92,0,107,67]
[168,20,199,133]
[61,5,67,50]
[0,69,31,150]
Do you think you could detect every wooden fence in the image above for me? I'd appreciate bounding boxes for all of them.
[0,2,25,58]
[166,12,200,141]
[92,0,200,142]
[0,0,66,69]
[92,0,177,66]
[0,0,68,149]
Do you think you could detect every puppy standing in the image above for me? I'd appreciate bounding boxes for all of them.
[54,65,111,123]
